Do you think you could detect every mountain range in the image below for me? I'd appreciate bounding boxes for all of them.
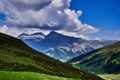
[67,41,120,74]
[18,31,116,61]
[0,32,103,80]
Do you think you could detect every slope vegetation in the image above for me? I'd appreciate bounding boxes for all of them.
[0,33,103,80]
[0,71,79,80]
[68,41,120,74]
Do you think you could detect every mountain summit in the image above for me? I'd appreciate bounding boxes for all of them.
[40,31,87,47]
[18,31,116,61]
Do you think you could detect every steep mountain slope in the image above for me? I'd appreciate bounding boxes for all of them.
[68,41,120,74]
[38,31,96,61]
[18,31,115,61]
[0,33,103,80]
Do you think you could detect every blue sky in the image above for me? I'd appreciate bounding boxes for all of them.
[0,13,6,27]
[70,0,120,40]
[0,0,120,40]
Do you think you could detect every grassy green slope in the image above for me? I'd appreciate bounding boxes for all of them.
[0,71,79,80]
[68,41,120,74]
[99,74,120,80]
[0,33,103,80]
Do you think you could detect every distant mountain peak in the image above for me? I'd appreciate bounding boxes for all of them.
[42,31,87,46]
[18,31,116,61]
[47,31,64,37]
[49,31,58,34]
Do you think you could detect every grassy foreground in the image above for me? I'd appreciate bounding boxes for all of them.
[0,71,80,80]
[99,74,120,80]
[0,33,104,80]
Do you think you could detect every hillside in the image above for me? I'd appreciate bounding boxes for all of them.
[68,41,120,74]
[99,74,120,80]
[0,33,103,80]
[0,71,79,80]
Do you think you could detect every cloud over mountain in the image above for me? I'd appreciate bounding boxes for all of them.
[0,0,99,38]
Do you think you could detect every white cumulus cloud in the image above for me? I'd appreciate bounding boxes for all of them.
[0,25,21,37]
[0,0,99,39]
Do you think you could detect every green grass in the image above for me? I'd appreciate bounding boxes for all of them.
[0,33,104,80]
[72,64,105,74]
[99,74,120,80]
[0,71,80,80]
[68,41,120,74]
[0,51,34,65]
